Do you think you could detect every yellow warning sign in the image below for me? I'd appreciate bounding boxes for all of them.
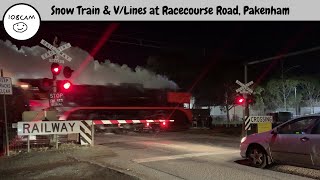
[258,122,272,133]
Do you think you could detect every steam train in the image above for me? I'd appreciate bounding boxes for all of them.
[16,79,193,131]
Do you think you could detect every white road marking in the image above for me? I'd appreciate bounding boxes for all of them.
[132,150,239,163]
[139,141,236,153]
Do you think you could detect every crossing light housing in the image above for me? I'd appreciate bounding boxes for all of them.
[58,80,72,91]
[63,66,74,78]
[51,63,61,76]
[247,94,256,105]
[39,78,53,92]
[62,80,72,90]
[235,95,246,105]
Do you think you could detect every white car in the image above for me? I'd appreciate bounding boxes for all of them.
[240,115,320,169]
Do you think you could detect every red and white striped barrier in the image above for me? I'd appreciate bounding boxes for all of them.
[92,119,174,125]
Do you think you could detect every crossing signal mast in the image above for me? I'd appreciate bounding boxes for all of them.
[37,36,75,111]
[235,80,254,137]
[51,63,61,94]
[40,36,74,94]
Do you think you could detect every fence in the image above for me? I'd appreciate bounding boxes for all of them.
[6,122,68,154]
[211,120,243,127]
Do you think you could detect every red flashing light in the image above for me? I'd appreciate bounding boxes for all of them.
[235,96,245,105]
[63,82,71,90]
[146,122,150,127]
[51,63,61,76]
[60,80,72,91]
[160,121,168,129]
[53,67,59,73]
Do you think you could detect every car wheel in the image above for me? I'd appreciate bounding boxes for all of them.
[247,145,267,168]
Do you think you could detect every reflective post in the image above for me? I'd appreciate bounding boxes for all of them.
[27,135,30,153]
[91,121,94,147]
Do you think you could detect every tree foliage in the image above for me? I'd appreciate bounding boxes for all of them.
[251,86,266,114]
[299,77,320,113]
[251,76,320,114]
[218,82,239,121]
[264,78,300,111]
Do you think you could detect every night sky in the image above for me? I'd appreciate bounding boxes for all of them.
[1,22,320,90]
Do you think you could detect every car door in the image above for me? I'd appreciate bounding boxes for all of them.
[269,117,318,167]
[309,120,320,168]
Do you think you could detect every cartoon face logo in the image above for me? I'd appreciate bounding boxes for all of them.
[3,3,41,40]
[13,22,28,33]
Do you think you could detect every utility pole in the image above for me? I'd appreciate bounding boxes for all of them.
[1,69,9,156]
[242,64,249,137]
[294,87,297,115]
[51,36,59,149]
[52,36,59,97]
[281,60,287,111]
[244,64,249,117]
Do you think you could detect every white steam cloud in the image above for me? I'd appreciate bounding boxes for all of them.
[0,39,178,89]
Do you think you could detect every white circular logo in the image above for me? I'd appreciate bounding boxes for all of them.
[2,3,41,40]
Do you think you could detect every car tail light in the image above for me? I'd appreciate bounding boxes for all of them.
[161,121,168,128]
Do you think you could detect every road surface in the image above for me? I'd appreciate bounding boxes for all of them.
[94,130,317,180]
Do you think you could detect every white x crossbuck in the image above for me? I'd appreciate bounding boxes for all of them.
[235,80,254,94]
[40,39,72,62]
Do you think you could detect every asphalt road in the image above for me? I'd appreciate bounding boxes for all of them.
[94,130,317,180]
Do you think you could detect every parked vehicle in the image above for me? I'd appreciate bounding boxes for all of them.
[240,115,320,169]
[267,112,293,126]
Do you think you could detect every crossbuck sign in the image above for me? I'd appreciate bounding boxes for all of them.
[40,39,72,63]
[236,80,254,94]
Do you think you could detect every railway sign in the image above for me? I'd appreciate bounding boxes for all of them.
[257,122,273,133]
[245,116,273,130]
[0,77,12,95]
[40,39,72,63]
[236,80,253,94]
[49,92,64,107]
[17,121,81,135]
